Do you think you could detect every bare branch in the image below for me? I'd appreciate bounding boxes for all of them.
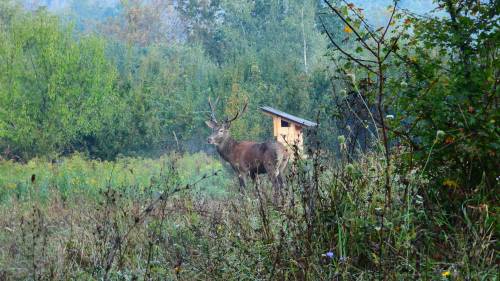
[341,0,380,43]
[323,0,378,58]
[320,17,377,74]
[381,1,398,41]
[381,34,401,63]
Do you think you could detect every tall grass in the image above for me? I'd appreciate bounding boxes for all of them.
[0,151,497,280]
[0,152,231,204]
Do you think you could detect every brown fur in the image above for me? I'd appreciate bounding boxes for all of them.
[206,122,289,189]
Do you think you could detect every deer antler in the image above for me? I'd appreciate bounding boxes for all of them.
[208,96,220,124]
[226,99,248,123]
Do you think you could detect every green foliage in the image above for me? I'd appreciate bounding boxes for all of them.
[210,0,328,141]
[0,152,230,203]
[96,42,221,156]
[321,0,497,202]
[0,6,117,159]
[177,0,225,64]
[0,0,333,159]
[317,2,498,278]
[388,0,499,199]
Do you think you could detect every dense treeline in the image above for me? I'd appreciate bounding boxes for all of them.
[0,0,334,160]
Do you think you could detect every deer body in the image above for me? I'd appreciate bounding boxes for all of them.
[214,138,288,187]
[205,98,289,189]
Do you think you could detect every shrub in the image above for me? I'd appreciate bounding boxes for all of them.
[0,6,118,159]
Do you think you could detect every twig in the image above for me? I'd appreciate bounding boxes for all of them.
[324,0,378,58]
[320,17,377,75]
[341,0,380,43]
[381,2,398,41]
[381,34,401,63]
[172,131,180,151]
[102,170,221,280]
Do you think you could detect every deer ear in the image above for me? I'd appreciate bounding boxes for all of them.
[205,120,217,129]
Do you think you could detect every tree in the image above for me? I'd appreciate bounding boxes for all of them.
[101,0,181,46]
[393,0,499,197]
[0,6,117,159]
[176,0,225,64]
[322,0,498,200]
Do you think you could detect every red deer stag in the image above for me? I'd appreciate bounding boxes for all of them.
[205,97,289,191]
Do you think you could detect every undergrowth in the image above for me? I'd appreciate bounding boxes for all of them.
[0,151,497,280]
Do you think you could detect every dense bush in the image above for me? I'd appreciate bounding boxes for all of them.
[0,7,117,159]
[391,1,499,199]
[321,0,498,207]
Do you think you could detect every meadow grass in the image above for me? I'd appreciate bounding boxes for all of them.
[0,152,231,204]
[0,152,497,280]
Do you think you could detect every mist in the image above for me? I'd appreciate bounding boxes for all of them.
[24,0,439,23]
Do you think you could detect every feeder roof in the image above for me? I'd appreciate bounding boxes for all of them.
[260,106,317,127]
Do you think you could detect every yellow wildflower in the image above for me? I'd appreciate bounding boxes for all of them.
[443,179,459,189]
[444,136,455,145]
[344,25,353,33]
[174,265,181,274]
[442,271,451,277]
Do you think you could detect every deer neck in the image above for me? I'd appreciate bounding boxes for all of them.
[216,137,238,162]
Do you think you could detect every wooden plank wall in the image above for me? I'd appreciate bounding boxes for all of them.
[272,116,304,153]
[273,117,281,138]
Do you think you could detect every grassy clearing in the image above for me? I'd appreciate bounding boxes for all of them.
[0,152,497,280]
[0,152,231,203]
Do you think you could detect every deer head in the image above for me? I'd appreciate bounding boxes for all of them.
[205,97,247,146]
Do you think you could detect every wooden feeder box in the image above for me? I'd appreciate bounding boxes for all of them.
[260,106,317,153]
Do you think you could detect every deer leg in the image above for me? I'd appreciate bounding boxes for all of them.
[276,153,289,203]
[278,154,289,183]
[271,176,282,206]
[238,174,246,188]
[277,174,285,188]
[249,170,257,182]
[231,164,246,189]
[265,170,280,205]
